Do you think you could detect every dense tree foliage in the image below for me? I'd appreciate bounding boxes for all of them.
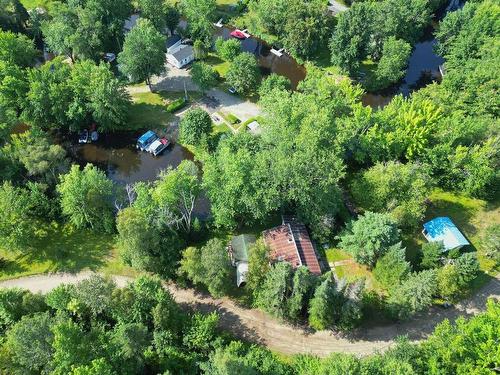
[179,108,213,146]
[0,181,52,250]
[57,164,114,233]
[215,37,241,62]
[181,0,216,46]
[118,18,166,88]
[0,279,499,373]
[308,274,364,331]
[351,161,432,228]
[190,61,218,92]
[388,269,437,319]
[369,37,411,91]
[226,52,261,94]
[337,212,400,268]
[258,73,291,97]
[249,0,331,59]
[18,58,130,132]
[179,239,234,297]
[0,30,37,67]
[373,243,411,290]
[329,0,433,84]
[41,0,132,61]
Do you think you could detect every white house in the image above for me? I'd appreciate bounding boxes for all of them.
[166,35,182,54]
[166,44,194,69]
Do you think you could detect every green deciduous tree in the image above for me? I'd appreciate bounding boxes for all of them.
[183,311,219,353]
[337,212,400,268]
[246,239,271,302]
[70,358,116,375]
[373,243,411,290]
[179,108,212,146]
[5,312,54,373]
[226,52,261,94]
[351,161,432,229]
[419,299,500,374]
[179,239,233,298]
[10,130,68,184]
[57,164,114,232]
[118,18,166,88]
[42,0,131,61]
[251,0,331,59]
[258,73,291,97]
[329,2,373,74]
[190,61,218,92]
[215,37,241,62]
[181,0,216,46]
[371,37,411,91]
[137,0,168,31]
[437,264,461,300]
[0,30,37,67]
[0,181,51,251]
[151,160,201,233]
[109,323,150,374]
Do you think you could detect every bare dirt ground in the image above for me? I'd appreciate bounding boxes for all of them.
[1,272,498,357]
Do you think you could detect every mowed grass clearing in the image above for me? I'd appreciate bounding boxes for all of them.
[127,90,202,131]
[325,189,499,292]
[0,222,136,281]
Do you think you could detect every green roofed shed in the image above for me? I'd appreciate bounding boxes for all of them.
[231,234,256,263]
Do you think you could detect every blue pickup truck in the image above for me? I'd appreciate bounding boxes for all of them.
[136,130,158,152]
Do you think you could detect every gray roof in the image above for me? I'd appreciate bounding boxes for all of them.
[166,35,181,49]
[170,45,193,61]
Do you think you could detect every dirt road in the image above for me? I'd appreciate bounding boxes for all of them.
[1,272,498,357]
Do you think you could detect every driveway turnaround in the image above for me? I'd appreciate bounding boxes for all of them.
[1,272,498,357]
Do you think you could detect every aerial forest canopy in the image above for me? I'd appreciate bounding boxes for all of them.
[0,0,498,373]
[0,275,498,374]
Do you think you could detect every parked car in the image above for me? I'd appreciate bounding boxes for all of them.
[78,129,89,144]
[228,87,237,94]
[211,113,221,122]
[136,130,158,151]
[104,53,116,63]
[149,138,170,156]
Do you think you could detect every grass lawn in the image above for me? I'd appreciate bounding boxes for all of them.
[325,248,351,263]
[128,90,202,131]
[0,222,136,281]
[206,53,231,78]
[325,248,381,291]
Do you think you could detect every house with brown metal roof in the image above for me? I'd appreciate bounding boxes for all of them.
[263,216,322,275]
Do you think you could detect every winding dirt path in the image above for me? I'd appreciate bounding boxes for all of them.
[1,272,498,357]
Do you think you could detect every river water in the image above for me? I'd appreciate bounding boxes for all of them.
[214,0,461,108]
[66,3,457,203]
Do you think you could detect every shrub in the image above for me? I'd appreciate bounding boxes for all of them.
[166,97,187,113]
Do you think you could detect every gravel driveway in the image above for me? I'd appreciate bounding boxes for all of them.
[1,272,498,357]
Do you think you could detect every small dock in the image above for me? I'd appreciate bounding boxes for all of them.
[214,18,223,28]
[270,48,284,57]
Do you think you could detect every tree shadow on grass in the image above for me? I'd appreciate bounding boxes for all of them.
[18,225,114,274]
[128,102,173,130]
